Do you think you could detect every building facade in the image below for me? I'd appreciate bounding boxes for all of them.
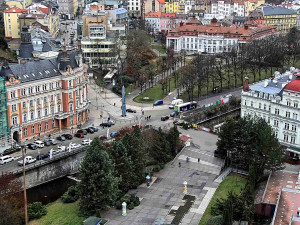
[4,7,28,39]
[57,0,75,19]
[166,18,278,53]
[241,68,300,149]
[0,77,9,154]
[262,6,297,34]
[0,46,89,144]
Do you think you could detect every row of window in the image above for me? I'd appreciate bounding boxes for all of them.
[273,120,297,132]
[24,120,55,137]
[283,134,296,144]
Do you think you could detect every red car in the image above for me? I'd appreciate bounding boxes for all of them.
[74,133,84,138]
[99,135,107,140]
[131,124,143,130]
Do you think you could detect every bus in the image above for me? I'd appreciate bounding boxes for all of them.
[174,101,197,112]
[169,99,183,109]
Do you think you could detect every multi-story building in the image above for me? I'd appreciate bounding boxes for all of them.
[244,0,264,17]
[0,77,10,154]
[3,7,28,39]
[165,0,181,13]
[0,45,89,144]
[241,68,300,149]
[127,0,141,16]
[211,0,232,16]
[144,0,165,14]
[57,0,76,19]
[146,12,176,34]
[262,6,297,34]
[5,0,24,9]
[166,18,278,53]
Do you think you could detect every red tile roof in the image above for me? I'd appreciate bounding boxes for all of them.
[284,78,300,93]
[157,0,165,4]
[145,11,162,18]
[4,7,28,13]
[39,7,49,14]
[180,135,191,142]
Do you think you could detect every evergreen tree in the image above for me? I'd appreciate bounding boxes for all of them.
[167,125,181,156]
[216,117,235,159]
[152,128,171,163]
[79,138,119,214]
[109,142,136,193]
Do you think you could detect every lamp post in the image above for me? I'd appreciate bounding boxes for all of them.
[146,175,150,188]
[183,181,187,194]
[21,144,28,225]
[122,202,127,216]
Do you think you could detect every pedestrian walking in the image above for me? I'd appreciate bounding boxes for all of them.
[186,157,189,163]
[149,115,151,120]
[145,117,147,120]
[179,162,181,167]
[198,158,200,163]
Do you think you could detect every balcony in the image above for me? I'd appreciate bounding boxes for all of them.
[76,102,89,113]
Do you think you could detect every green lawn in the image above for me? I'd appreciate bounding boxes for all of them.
[29,200,86,225]
[152,44,166,54]
[199,173,247,225]
[133,77,176,103]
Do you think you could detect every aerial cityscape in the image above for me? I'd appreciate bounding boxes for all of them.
[0,0,299,224]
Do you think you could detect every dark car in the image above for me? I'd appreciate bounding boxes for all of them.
[44,140,51,146]
[74,133,84,138]
[99,135,107,140]
[153,100,163,106]
[77,129,88,135]
[89,127,98,132]
[161,116,169,121]
[36,153,49,160]
[62,134,73,140]
[85,128,94,133]
[26,143,38,150]
[110,132,119,138]
[170,111,179,117]
[126,108,137,113]
[100,122,111,127]
[56,135,66,141]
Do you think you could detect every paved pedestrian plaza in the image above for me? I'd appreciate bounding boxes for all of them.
[102,131,224,225]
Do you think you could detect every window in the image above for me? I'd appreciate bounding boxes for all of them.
[274,120,278,127]
[275,131,278,137]
[244,100,247,105]
[21,89,26,96]
[8,19,10,23]
[287,101,291,106]
[37,98,40,105]
[264,104,266,110]
[57,94,61,100]
[269,105,271,111]
[69,93,73,99]
[12,116,18,125]
[284,134,289,142]
[30,112,34,120]
[294,102,298,108]
[275,108,279,115]
[38,124,42,132]
[36,86,40,92]
[24,128,28,137]
[12,104,17,112]
[30,100,33,107]
[45,122,48,130]
[10,91,16,99]
[31,126,35,134]
[286,111,290,118]
[291,136,296,144]
[293,113,298,120]
[23,113,27,122]
[42,84,47,91]
[285,123,289,130]
[52,120,55,128]
[69,80,72,88]
[51,95,54,101]
[58,104,61,112]
[37,110,41,118]
[44,108,48,116]
[69,103,73,112]
[51,107,55,114]
[70,116,73,125]
[44,97,47,103]
[292,124,296,131]
[56,82,60,88]
[22,102,26,109]
[259,103,261,109]
[28,87,33,94]
[251,101,253,107]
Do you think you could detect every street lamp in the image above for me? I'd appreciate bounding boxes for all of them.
[146,175,150,188]
[21,144,28,225]
[183,181,187,194]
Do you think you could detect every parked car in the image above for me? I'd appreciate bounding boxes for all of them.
[56,136,66,141]
[0,155,14,165]
[153,100,163,106]
[110,132,119,138]
[74,133,84,138]
[62,134,73,140]
[99,135,107,140]
[44,140,51,146]
[26,143,38,150]
[100,122,111,127]
[170,111,179,117]
[82,139,92,145]
[108,120,115,125]
[161,116,169,121]
[77,129,88,135]
[48,139,58,145]
[68,143,81,150]
[18,156,36,166]
[36,153,50,160]
[85,128,94,133]
[89,127,98,132]
[33,140,44,148]
[48,150,60,156]
[126,108,137,113]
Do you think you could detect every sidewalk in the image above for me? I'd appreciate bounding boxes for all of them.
[102,130,224,225]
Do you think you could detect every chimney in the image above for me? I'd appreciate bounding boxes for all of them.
[243,77,249,92]
[62,44,67,53]
[244,24,249,30]
[180,22,184,26]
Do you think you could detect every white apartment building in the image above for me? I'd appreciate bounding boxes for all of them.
[241,68,300,149]
[211,0,245,17]
[127,0,141,16]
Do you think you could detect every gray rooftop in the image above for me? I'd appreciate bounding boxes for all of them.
[263,6,296,16]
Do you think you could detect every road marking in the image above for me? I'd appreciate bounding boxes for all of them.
[178,155,221,169]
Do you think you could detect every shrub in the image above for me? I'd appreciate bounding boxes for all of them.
[206,215,223,225]
[120,195,130,204]
[61,186,79,203]
[96,209,101,218]
[128,202,135,210]
[115,200,122,209]
[28,202,47,220]
[130,195,140,207]
[152,165,161,172]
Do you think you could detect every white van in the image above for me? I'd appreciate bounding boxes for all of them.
[0,155,14,165]
[33,140,44,148]
[169,99,183,109]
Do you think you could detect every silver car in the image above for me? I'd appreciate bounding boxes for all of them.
[48,139,58,145]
